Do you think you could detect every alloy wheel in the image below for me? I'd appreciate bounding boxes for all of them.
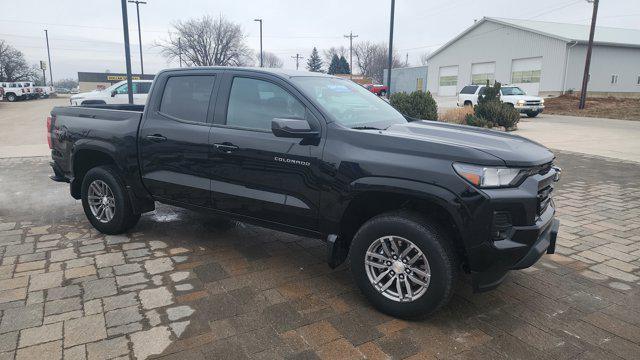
[87,180,116,223]
[364,235,431,302]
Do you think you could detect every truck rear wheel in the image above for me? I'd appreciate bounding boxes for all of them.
[349,211,457,319]
[81,165,140,234]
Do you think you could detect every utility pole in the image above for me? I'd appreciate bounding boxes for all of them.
[44,30,53,86]
[386,0,396,96]
[579,0,599,109]
[344,31,358,79]
[292,54,303,70]
[128,1,146,75]
[178,37,182,67]
[254,19,263,67]
[120,0,134,104]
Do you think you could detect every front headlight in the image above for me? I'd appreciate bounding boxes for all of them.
[540,98,545,104]
[517,100,525,105]
[453,163,527,188]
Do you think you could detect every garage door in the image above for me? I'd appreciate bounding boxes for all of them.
[471,62,495,85]
[511,57,542,95]
[438,66,458,96]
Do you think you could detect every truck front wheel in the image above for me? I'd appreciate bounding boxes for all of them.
[349,211,457,319]
[6,93,16,102]
[81,165,140,234]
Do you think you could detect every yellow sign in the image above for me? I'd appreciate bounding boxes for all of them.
[107,75,141,81]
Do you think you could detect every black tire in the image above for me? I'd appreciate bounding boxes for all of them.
[463,101,473,107]
[526,111,539,118]
[349,211,457,319]
[81,165,140,234]
[6,93,16,102]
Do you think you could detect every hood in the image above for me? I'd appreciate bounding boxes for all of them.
[502,95,540,101]
[71,90,101,99]
[382,121,554,167]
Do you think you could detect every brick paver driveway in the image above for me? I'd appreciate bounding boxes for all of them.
[0,151,639,360]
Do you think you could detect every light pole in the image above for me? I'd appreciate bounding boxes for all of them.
[44,30,53,86]
[178,37,182,68]
[128,0,147,75]
[120,0,134,104]
[254,19,263,67]
[386,0,396,96]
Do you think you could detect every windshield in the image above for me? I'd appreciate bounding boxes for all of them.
[501,87,526,96]
[291,77,407,129]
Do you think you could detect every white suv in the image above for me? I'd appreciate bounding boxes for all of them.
[458,85,545,118]
[70,80,153,106]
[0,82,27,102]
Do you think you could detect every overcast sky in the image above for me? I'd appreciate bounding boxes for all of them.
[2,0,639,81]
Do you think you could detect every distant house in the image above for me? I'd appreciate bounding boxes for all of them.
[425,17,640,97]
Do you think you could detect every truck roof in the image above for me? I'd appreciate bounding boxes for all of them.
[158,66,336,79]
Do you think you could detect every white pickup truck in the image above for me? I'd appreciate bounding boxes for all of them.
[70,80,153,106]
[0,82,27,102]
[458,85,545,118]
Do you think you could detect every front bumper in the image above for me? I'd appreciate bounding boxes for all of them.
[514,104,545,113]
[466,166,560,292]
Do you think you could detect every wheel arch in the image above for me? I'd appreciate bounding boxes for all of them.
[330,177,469,267]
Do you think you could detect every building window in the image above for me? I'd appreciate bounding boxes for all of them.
[511,70,541,84]
[611,74,619,84]
[471,73,494,85]
[416,78,424,91]
[439,75,457,87]
[637,75,640,85]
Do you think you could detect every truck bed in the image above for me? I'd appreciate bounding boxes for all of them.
[50,105,144,185]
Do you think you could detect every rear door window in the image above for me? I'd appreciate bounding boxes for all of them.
[160,75,215,123]
[460,86,478,94]
[137,82,152,94]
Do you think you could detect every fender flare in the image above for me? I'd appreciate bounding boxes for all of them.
[347,176,469,230]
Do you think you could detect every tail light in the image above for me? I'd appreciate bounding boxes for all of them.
[47,116,55,149]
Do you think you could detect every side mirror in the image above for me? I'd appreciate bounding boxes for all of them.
[111,90,118,97]
[271,118,318,138]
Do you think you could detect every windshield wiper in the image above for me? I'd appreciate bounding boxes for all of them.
[351,126,384,130]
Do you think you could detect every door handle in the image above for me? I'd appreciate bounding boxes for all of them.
[146,134,167,142]
[213,143,239,153]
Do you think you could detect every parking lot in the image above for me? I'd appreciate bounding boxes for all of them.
[1,100,640,359]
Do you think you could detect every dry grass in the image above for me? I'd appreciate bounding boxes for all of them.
[544,94,640,121]
[439,106,474,124]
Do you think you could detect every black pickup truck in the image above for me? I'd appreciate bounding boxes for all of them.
[48,67,560,318]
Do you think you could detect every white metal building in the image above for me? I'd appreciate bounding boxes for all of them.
[426,17,640,97]
[383,65,428,94]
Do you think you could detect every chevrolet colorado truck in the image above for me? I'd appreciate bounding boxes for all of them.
[48,67,560,318]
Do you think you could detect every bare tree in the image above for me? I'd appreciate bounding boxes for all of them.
[0,41,38,82]
[157,15,253,67]
[322,46,347,64]
[262,51,283,68]
[353,41,403,83]
[419,51,431,66]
